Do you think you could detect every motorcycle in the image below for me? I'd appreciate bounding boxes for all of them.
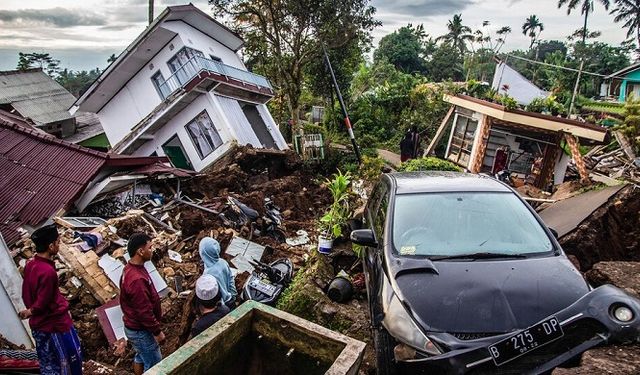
[495,168,515,187]
[222,196,286,243]
[241,258,293,305]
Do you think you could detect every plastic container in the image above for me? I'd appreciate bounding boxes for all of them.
[317,235,334,254]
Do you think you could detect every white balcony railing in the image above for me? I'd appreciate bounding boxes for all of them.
[157,56,273,100]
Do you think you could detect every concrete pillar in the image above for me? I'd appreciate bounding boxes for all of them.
[564,133,590,183]
[468,114,490,173]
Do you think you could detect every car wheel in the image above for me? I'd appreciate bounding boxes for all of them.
[374,325,397,375]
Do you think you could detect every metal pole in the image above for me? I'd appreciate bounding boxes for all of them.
[322,44,361,164]
[148,0,154,25]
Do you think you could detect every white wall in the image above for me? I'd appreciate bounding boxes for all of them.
[98,20,247,148]
[162,21,246,70]
[134,93,235,171]
[0,235,33,348]
[98,33,186,146]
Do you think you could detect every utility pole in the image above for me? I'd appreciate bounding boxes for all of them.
[149,0,154,25]
[569,8,590,116]
[322,44,361,164]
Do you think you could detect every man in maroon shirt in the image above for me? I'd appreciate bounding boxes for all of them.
[120,233,164,374]
[19,224,83,375]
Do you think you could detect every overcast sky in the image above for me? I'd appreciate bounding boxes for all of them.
[0,0,627,72]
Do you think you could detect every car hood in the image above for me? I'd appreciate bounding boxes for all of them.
[394,256,589,334]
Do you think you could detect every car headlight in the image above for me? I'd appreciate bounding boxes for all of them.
[382,282,441,355]
[612,305,634,322]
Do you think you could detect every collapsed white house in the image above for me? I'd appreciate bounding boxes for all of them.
[71,4,287,172]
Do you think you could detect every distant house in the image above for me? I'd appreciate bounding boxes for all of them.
[431,94,608,189]
[603,62,640,102]
[492,60,547,106]
[0,68,107,147]
[0,115,187,246]
[70,4,287,172]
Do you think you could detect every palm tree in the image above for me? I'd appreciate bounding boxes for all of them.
[437,14,474,54]
[558,0,610,45]
[522,15,544,49]
[611,0,640,48]
[495,26,512,53]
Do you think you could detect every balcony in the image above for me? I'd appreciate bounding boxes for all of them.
[157,56,274,104]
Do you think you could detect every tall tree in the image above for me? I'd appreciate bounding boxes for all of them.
[522,15,545,49]
[209,0,379,127]
[17,52,60,77]
[56,68,101,98]
[558,0,610,45]
[611,0,640,49]
[437,14,473,54]
[374,24,433,74]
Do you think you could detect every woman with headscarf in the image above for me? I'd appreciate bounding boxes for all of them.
[199,237,237,309]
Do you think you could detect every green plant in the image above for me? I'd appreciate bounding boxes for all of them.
[358,155,385,182]
[499,94,518,110]
[319,170,352,238]
[398,157,462,172]
[525,97,546,113]
[616,98,640,153]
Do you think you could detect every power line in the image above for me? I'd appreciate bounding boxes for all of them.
[502,53,626,80]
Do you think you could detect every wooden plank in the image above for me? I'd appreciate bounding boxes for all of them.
[614,130,637,160]
[424,106,455,156]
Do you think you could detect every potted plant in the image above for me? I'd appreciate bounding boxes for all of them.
[318,170,351,254]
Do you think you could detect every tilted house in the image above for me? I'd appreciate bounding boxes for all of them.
[603,62,640,102]
[71,4,287,172]
[426,95,608,190]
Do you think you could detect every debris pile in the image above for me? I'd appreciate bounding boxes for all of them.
[4,145,337,374]
[575,132,640,184]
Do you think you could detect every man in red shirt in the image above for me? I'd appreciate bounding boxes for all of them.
[120,233,164,374]
[19,224,83,375]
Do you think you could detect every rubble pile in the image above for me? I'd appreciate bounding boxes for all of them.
[574,132,640,184]
[4,145,337,374]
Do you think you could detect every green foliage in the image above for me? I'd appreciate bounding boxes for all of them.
[17,52,60,77]
[397,157,462,172]
[436,14,473,54]
[319,170,352,238]
[210,0,380,127]
[617,98,640,153]
[56,68,101,98]
[525,95,566,115]
[374,23,433,74]
[358,155,385,182]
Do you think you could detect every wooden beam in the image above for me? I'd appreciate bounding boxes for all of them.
[424,106,455,156]
[564,133,591,183]
[614,130,637,160]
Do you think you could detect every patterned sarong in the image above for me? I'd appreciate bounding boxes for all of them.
[32,327,83,375]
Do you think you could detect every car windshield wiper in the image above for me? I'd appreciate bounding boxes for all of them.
[429,252,528,261]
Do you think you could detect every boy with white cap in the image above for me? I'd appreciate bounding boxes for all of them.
[191,274,230,338]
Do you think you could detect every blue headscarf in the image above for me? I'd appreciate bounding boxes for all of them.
[199,237,236,303]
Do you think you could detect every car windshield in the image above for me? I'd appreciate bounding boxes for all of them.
[392,192,553,257]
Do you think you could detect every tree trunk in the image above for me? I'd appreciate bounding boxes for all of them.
[582,9,589,45]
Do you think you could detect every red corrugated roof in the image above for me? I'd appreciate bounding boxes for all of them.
[0,116,167,245]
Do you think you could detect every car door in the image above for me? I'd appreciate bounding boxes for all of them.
[364,181,389,324]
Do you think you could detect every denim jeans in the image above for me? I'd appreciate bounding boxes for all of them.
[124,327,162,371]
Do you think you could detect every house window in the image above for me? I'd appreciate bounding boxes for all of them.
[185,111,223,159]
[447,114,477,167]
[168,47,205,86]
[151,71,171,99]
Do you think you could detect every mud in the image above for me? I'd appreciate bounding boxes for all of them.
[560,185,640,271]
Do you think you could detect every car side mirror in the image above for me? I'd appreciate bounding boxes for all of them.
[350,229,378,247]
[549,227,559,239]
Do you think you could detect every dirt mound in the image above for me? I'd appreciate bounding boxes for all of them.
[560,185,640,271]
[586,262,640,298]
[553,345,640,375]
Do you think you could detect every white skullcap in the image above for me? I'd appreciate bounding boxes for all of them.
[195,274,219,301]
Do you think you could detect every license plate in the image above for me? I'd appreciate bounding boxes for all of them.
[488,316,564,366]
[249,279,277,296]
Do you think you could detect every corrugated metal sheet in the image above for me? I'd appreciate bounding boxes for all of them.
[0,118,107,245]
[0,69,76,125]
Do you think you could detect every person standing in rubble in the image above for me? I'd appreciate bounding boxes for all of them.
[120,233,164,374]
[19,224,83,375]
[199,237,237,310]
[189,274,230,338]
